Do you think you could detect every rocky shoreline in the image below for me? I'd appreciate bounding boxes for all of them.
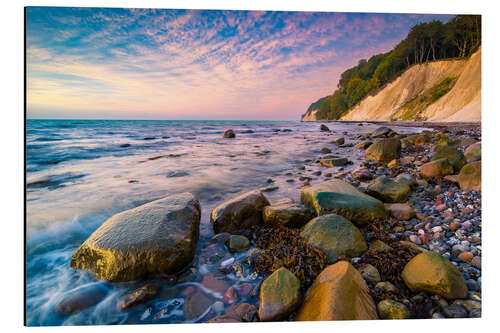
[60,122,481,323]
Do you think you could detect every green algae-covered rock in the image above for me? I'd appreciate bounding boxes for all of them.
[258,267,301,321]
[458,161,481,191]
[432,146,466,172]
[296,261,378,321]
[226,235,250,253]
[320,156,348,167]
[300,214,367,263]
[262,200,313,228]
[464,142,481,163]
[419,158,454,179]
[377,299,411,319]
[70,193,201,282]
[401,252,468,300]
[366,176,411,203]
[365,138,401,162]
[211,190,270,233]
[406,133,431,145]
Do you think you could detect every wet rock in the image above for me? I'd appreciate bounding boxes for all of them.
[211,190,270,233]
[464,142,481,162]
[406,133,431,145]
[377,299,411,319]
[370,240,391,252]
[331,137,345,145]
[259,267,301,321]
[183,291,213,320]
[226,235,250,253]
[296,261,378,321]
[320,156,348,167]
[223,287,238,304]
[321,147,332,154]
[225,303,258,322]
[223,129,236,138]
[375,281,398,293]
[351,167,373,180]
[201,274,230,294]
[370,126,396,138]
[358,263,381,284]
[386,203,415,221]
[300,214,367,263]
[119,143,131,148]
[301,179,386,226]
[206,315,240,323]
[262,201,313,228]
[120,283,158,310]
[458,161,481,191]
[70,193,201,282]
[366,177,410,203]
[432,146,466,172]
[387,159,399,168]
[365,138,401,162]
[54,284,107,315]
[320,124,330,132]
[402,252,468,299]
[355,141,373,149]
[442,304,468,318]
[419,158,454,179]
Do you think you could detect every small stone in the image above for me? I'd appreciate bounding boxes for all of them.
[212,301,225,314]
[223,287,238,304]
[442,304,468,318]
[358,264,381,284]
[183,291,213,320]
[237,283,253,297]
[375,281,398,293]
[370,240,391,252]
[470,256,481,269]
[386,203,415,221]
[226,235,250,253]
[321,147,332,154]
[377,299,411,319]
[409,235,421,245]
[458,252,474,262]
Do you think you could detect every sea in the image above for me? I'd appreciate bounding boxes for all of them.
[25,119,426,326]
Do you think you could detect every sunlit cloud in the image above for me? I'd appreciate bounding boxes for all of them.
[26,7,453,120]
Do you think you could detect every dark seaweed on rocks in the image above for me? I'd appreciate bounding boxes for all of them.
[250,226,329,288]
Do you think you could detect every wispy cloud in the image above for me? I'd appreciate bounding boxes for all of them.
[26,7,454,120]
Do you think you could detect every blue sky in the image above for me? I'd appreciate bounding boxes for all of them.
[26,7,454,120]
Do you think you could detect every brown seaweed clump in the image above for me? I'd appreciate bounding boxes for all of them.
[249,226,328,288]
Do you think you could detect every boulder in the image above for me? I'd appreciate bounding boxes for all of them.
[70,193,201,282]
[301,179,386,226]
[370,126,396,138]
[419,158,454,179]
[262,201,313,228]
[300,214,367,263]
[464,142,481,162]
[223,129,235,138]
[401,252,468,299]
[385,203,415,221]
[226,235,250,252]
[366,177,411,203]
[406,133,431,145]
[458,161,481,191]
[355,141,373,150]
[395,173,417,188]
[365,138,401,162]
[320,124,330,132]
[377,299,411,319]
[432,146,466,172]
[320,156,348,167]
[259,267,301,321]
[296,261,378,321]
[54,283,107,315]
[120,284,158,310]
[211,190,270,233]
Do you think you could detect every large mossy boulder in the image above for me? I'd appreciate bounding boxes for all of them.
[366,176,411,203]
[301,179,386,226]
[70,193,201,282]
[259,267,301,321]
[458,161,481,191]
[464,142,481,163]
[296,261,378,321]
[432,145,466,172]
[262,200,313,228]
[211,190,270,233]
[419,158,454,179]
[401,252,468,300]
[300,214,367,263]
[365,138,401,162]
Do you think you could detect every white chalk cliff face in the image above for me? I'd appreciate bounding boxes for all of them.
[340,47,481,122]
[302,109,319,121]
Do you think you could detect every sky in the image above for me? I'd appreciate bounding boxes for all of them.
[26,7,454,120]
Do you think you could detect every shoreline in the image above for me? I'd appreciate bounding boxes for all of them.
[301,119,481,129]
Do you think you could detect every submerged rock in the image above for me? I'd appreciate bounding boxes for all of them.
[259,267,301,321]
[223,129,235,138]
[184,291,213,320]
[401,252,468,299]
[301,179,386,226]
[211,190,270,233]
[300,214,367,263]
[54,284,107,315]
[296,261,378,321]
[458,161,481,191]
[365,138,401,162]
[225,303,258,322]
[262,200,313,228]
[120,283,158,310]
[366,176,411,203]
[320,124,330,132]
[70,193,201,282]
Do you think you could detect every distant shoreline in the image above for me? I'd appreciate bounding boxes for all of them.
[301,120,481,129]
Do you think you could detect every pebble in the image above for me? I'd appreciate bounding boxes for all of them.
[442,304,468,318]
[409,235,422,245]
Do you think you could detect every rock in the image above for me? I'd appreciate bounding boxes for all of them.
[464,142,481,162]
[223,287,238,304]
[225,303,258,322]
[358,264,381,284]
[419,158,454,179]
[458,251,474,262]
[320,124,330,132]
[366,177,411,203]
[211,190,270,233]
[355,141,373,149]
[320,156,348,167]
[375,281,398,293]
[223,129,235,138]
[371,126,396,138]
[370,240,392,252]
[351,168,373,180]
[300,214,367,263]
[296,261,378,321]
[444,175,459,183]
[54,284,107,315]
[387,159,399,168]
[365,138,401,162]
[201,274,230,294]
[377,299,411,319]
[395,173,417,188]
[206,315,240,323]
[183,291,213,320]
[120,283,157,310]
[406,133,431,145]
[458,161,481,191]
[321,147,332,154]
[470,256,481,269]
[409,235,422,245]
[258,267,301,321]
[70,193,201,282]
[262,201,313,228]
[401,252,468,299]
[442,304,468,318]
[386,203,415,220]
[301,179,386,226]
[432,146,466,172]
[331,137,345,145]
[226,235,250,253]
